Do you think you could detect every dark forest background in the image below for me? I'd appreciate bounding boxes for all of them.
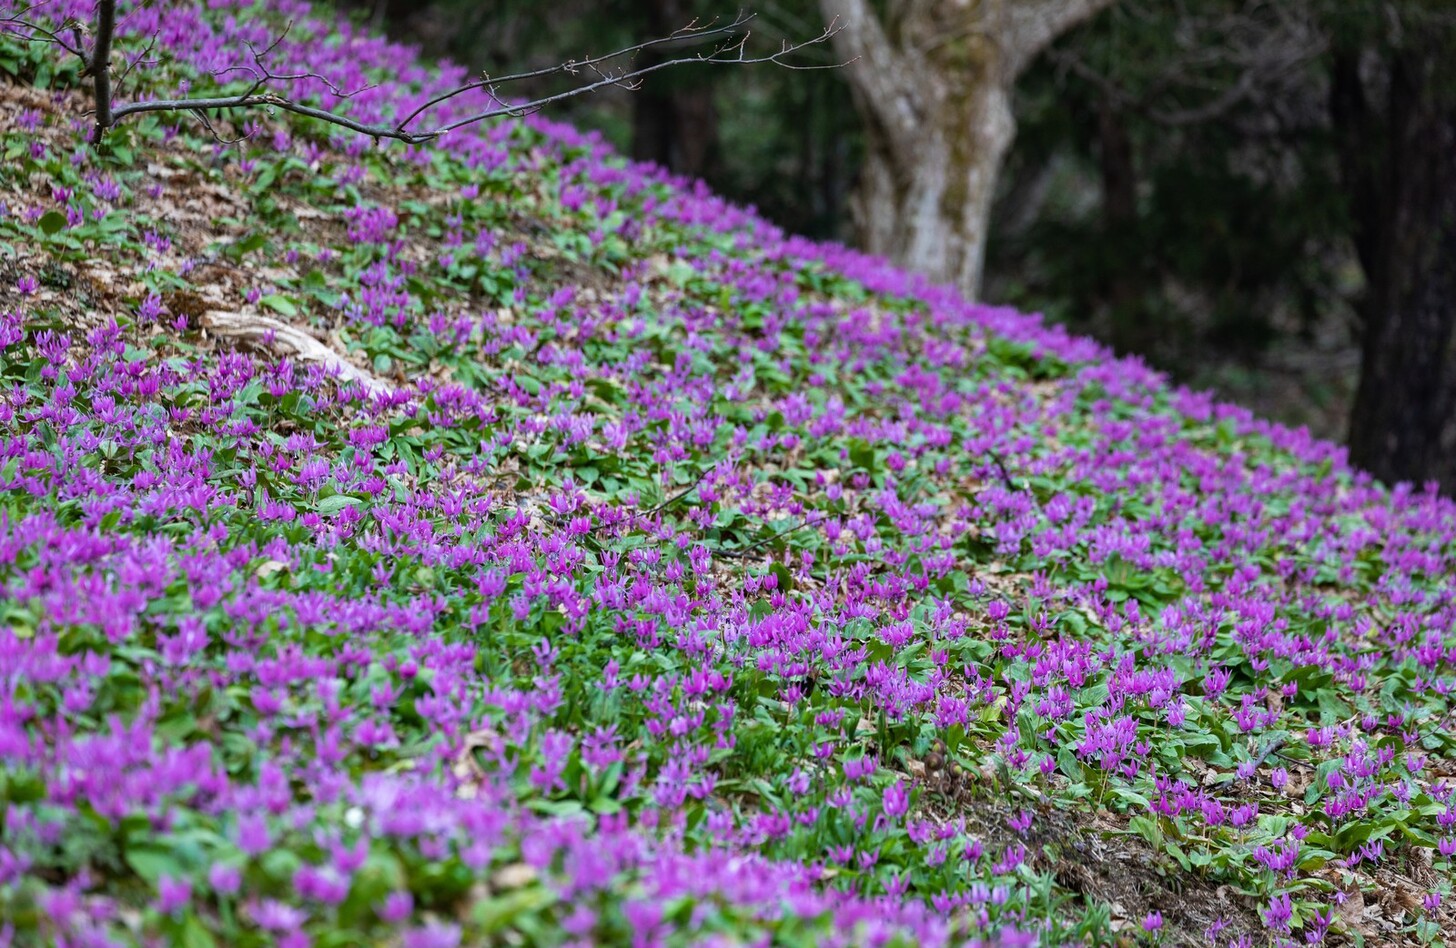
[339,0,1455,487]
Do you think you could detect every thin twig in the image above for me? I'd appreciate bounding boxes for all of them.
[109,93,438,143]
[0,13,86,62]
[70,22,86,71]
[185,105,251,145]
[643,467,712,517]
[34,1,842,147]
[1043,3,1325,130]
[391,11,758,134]
[1251,735,1287,769]
[987,451,1019,492]
[429,26,844,137]
[715,515,828,559]
[113,29,158,98]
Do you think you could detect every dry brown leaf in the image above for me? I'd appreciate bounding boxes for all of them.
[1333,886,1365,934]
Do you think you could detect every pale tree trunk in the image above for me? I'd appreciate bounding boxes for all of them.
[820,0,1116,299]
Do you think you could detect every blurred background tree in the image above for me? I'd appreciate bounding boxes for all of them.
[991,1,1347,411]
[337,0,1456,490]
[817,0,1116,299]
[995,0,1456,489]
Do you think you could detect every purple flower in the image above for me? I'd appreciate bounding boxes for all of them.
[249,898,308,932]
[843,754,877,782]
[156,875,191,915]
[378,890,413,923]
[208,863,242,896]
[1263,892,1294,932]
[237,812,271,856]
[403,922,462,948]
[882,779,909,819]
[137,291,165,323]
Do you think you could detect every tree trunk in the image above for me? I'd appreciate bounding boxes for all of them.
[632,85,719,179]
[820,0,1115,299]
[852,77,1015,297]
[630,0,720,181]
[1334,49,1456,491]
[1098,98,1146,355]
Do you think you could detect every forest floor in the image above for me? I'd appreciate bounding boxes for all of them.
[2,7,1455,946]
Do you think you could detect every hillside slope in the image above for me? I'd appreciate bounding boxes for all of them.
[2,2,1456,945]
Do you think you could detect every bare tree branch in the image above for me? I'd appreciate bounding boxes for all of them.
[112,28,158,99]
[432,26,843,137]
[89,0,114,142]
[0,11,87,63]
[11,2,839,148]
[393,10,760,134]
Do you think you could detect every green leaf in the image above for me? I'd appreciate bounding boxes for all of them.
[474,885,557,933]
[155,707,198,742]
[38,210,67,236]
[1129,815,1161,846]
[1057,746,1081,781]
[260,848,301,883]
[527,799,587,818]
[179,914,218,948]
[260,294,298,317]
[589,795,622,814]
[125,844,184,884]
[234,232,268,255]
[250,165,279,193]
[317,495,366,515]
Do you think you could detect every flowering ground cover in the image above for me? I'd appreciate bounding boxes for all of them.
[2,2,1456,945]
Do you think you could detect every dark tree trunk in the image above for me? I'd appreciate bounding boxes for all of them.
[632,85,719,179]
[1098,98,1145,355]
[631,85,675,169]
[1334,49,1456,492]
[1098,99,1136,227]
[630,0,720,180]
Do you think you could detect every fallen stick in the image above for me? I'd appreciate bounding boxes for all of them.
[201,310,393,395]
